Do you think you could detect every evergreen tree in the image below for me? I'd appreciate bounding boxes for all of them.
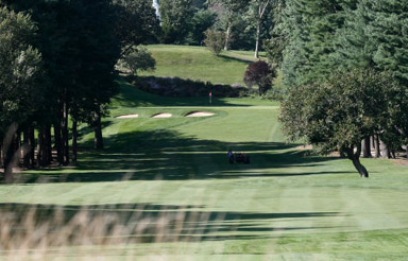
[279,0,348,86]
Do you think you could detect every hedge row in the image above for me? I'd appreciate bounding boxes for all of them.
[131,76,249,98]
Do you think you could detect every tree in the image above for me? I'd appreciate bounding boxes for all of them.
[265,0,286,66]
[244,61,276,95]
[160,0,194,43]
[67,0,121,150]
[118,46,156,75]
[3,0,122,165]
[277,0,348,86]
[204,29,225,55]
[208,0,250,50]
[187,9,217,45]
[280,69,403,177]
[249,0,272,58]
[0,5,43,181]
[114,0,160,56]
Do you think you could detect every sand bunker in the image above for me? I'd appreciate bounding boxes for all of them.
[117,114,139,119]
[186,111,215,118]
[152,113,173,118]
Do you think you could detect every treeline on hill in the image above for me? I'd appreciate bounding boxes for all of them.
[0,0,159,182]
[271,0,408,177]
[156,0,275,57]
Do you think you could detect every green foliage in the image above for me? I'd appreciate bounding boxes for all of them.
[280,68,404,176]
[113,0,160,55]
[119,46,156,75]
[186,9,217,45]
[204,29,226,55]
[160,0,194,44]
[0,6,43,134]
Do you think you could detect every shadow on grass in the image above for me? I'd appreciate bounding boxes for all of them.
[20,129,351,183]
[0,202,343,244]
[113,76,251,107]
[218,53,254,65]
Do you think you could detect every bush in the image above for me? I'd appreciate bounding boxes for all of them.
[244,61,276,95]
[118,46,156,75]
[204,29,225,55]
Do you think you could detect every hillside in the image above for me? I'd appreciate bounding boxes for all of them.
[140,45,263,85]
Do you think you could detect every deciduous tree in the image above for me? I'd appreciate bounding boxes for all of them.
[280,69,403,177]
[0,5,43,181]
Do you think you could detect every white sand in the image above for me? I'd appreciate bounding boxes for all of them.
[152,113,173,118]
[117,114,139,119]
[186,112,215,117]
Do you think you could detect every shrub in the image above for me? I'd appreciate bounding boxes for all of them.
[204,29,225,56]
[244,61,276,95]
[118,46,156,75]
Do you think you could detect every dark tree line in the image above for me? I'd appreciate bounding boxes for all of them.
[0,0,159,182]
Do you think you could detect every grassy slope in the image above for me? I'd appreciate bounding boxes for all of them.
[2,46,408,259]
[139,45,260,85]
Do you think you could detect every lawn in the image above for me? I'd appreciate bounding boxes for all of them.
[1,46,408,260]
[2,80,408,260]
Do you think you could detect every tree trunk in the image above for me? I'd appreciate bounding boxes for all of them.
[224,23,232,51]
[375,134,381,158]
[254,0,271,59]
[61,102,70,165]
[2,123,18,183]
[23,127,33,168]
[362,137,372,158]
[54,122,63,165]
[351,157,369,178]
[72,120,78,163]
[254,20,261,58]
[37,125,52,167]
[406,145,408,160]
[0,144,2,168]
[3,142,15,183]
[29,127,35,167]
[346,144,369,178]
[379,139,389,158]
[45,125,52,165]
[94,111,104,150]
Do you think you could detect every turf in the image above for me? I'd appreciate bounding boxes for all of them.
[139,44,262,85]
[2,50,408,259]
[4,82,408,259]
